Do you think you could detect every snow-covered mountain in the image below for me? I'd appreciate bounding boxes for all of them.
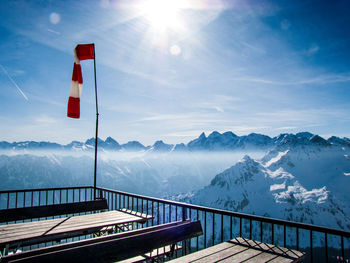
[187,141,350,231]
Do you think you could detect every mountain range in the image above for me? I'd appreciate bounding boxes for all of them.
[1,131,349,153]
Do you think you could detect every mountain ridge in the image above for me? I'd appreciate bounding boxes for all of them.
[1,131,349,152]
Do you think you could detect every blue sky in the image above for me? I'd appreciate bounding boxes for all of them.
[0,0,350,145]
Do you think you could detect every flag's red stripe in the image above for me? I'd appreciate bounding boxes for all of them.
[67,97,80,118]
[76,44,95,60]
[71,63,83,84]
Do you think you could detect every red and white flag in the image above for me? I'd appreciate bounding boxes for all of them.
[67,44,95,118]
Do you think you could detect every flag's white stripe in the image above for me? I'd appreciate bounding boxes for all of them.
[69,81,82,98]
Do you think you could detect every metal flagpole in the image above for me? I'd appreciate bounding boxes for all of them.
[93,43,99,200]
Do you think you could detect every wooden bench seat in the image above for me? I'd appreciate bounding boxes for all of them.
[1,220,203,263]
[0,199,108,223]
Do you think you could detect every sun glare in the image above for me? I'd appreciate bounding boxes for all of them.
[139,0,186,32]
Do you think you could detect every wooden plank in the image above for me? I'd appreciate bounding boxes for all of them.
[192,245,249,263]
[0,210,151,248]
[242,251,280,262]
[0,199,108,223]
[118,245,182,263]
[1,220,203,263]
[167,242,241,262]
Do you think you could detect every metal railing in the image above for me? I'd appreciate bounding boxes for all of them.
[1,186,349,262]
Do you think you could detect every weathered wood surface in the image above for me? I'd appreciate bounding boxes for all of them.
[0,210,151,249]
[168,237,306,263]
[0,199,108,223]
[118,244,182,263]
[1,220,203,263]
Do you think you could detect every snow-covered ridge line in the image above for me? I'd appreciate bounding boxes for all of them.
[1,131,349,153]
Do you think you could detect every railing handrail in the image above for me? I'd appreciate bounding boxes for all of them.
[0,186,93,194]
[96,186,350,238]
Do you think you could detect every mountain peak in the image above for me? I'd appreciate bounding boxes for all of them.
[199,132,206,139]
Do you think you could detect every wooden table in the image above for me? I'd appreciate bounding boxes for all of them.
[0,210,151,251]
[168,237,306,263]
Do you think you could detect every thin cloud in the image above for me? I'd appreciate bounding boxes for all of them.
[276,126,297,130]
[47,28,61,35]
[231,73,350,86]
[35,115,57,124]
[0,64,29,101]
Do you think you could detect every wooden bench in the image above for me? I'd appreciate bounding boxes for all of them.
[0,199,108,223]
[0,210,153,253]
[1,220,203,263]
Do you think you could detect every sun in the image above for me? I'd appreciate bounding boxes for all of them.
[139,0,186,32]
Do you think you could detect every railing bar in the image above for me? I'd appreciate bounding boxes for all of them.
[310,230,313,263]
[84,188,87,202]
[157,202,160,225]
[230,216,233,240]
[132,196,134,211]
[110,192,112,210]
[221,214,224,243]
[271,223,274,244]
[296,227,299,251]
[196,209,199,251]
[260,221,263,242]
[240,217,242,237]
[325,232,328,263]
[53,190,55,205]
[169,204,171,223]
[284,225,286,247]
[249,219,252,240]
[31,191,33,207]
[59,190,62,204]
[119,194,121,210]
[66,189,68,204]
[39,191,41,206]
[127,196,130,210]
[79,189,81,202]
[163,202,165,224]
[146,200,149,227]
[204,211,207,248]
[151,201,154,226]
[7,192,10,209]
[72,189,74,203]
[341,235,344,263]
[212,213,215,246]
[15,192,18,208]
[176,206,178,221]
[23,191,26,208]
[141,198,143,214]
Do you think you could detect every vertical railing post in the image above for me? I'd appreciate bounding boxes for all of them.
[182,206,187,221]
